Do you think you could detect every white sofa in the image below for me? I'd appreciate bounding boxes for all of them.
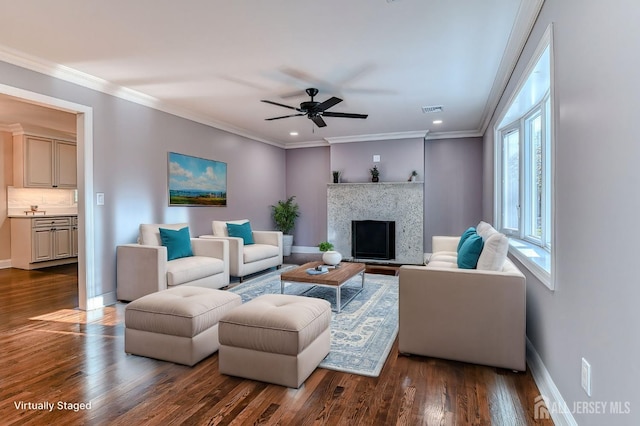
[117,223,229,302]
[200,220,283,282]
[399,222,527,371]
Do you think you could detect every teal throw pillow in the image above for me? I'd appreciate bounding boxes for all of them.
[159,226,193,261]
[457,227,477,252]
[227,222,254,245]
[457,234,484,269]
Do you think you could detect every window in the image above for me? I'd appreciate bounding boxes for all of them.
[495,25,554,289]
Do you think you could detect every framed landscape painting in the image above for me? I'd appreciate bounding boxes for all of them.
[168,152,227,206]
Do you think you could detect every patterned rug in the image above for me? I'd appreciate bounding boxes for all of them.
[228,265,399,377]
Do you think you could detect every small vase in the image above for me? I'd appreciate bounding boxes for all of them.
[322,251,342,266]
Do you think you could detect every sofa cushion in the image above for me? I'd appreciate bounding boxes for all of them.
[477,232,509,271]
[227,222,255,245]
[139,223,189,246]
[430,252,458,264]
[457,234,484,269]
[166,256,225,286]
[426,260,458,269]
[457,227,477,252]
[159,226,193,261]
[243,243,280,264]
[213,220,249,237]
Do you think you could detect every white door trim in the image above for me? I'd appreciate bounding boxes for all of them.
[0,83,94,310]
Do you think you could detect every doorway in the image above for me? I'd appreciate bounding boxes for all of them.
[0,83,94,310]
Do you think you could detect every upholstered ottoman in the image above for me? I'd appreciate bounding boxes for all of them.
[218,294,331,388]
[124,286,242,366]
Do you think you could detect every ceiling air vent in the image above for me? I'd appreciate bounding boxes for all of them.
[421,105,443,114]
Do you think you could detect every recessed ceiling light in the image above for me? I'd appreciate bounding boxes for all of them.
[433,120,443,124]
[289,131,298,136]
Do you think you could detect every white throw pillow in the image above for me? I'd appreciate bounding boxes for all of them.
[476,232,509,271]
[477,221,497,240]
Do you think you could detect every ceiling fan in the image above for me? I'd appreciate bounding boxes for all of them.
[261,88,368,128]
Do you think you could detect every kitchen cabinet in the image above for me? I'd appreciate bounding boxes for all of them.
[10,216,78,270]
[13,131,77,188]
[71,216,79,257]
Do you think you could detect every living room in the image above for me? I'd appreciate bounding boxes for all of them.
[1,1,639,425]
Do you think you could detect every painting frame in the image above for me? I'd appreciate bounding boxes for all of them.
[168,152,227,207]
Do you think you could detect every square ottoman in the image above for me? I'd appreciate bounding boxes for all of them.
[218,294,331,388]
[125,286,242,366]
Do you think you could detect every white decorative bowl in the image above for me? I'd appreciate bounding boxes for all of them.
[322,250,342,266]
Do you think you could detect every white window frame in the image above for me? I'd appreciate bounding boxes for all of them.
[494,24,555,290]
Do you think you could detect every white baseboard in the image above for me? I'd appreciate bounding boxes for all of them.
[86,291,117,310]
[0,259,11,269]
[291,246,321,254]
[526,338,578,426]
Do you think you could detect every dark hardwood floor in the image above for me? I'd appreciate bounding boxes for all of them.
[0,264,553,425]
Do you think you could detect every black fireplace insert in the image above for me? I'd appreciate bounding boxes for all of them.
[351,220,395,260]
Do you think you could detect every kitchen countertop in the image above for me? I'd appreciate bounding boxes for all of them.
[8,210,78,218]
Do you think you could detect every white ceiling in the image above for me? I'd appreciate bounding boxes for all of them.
[0,0,542,148]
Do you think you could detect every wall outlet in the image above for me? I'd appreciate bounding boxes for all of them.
[581,357,591,396]
[96,193,105,206]
[373,155,380,163]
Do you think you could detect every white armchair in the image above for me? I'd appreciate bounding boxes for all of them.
[117,223,229,301]
[200,220,283,282]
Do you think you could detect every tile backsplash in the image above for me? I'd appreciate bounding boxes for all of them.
[7,186,77,214]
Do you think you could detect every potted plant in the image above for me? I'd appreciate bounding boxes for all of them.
[370,165,380,182]
[409,170,418,182]
[271,196,300,256]
[332,170,341,183]
[318,241,342,266]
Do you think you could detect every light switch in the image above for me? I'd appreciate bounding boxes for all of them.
[373,155,381,162]
[96,193,105,206]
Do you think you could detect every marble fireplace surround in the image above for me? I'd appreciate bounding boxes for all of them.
[327,182,424,265]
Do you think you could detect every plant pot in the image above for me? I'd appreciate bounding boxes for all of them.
[322,250,342,266]
[282,234,294,256]
[371,176,379,182]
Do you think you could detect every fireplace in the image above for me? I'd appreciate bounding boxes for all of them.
[352,220,395,260]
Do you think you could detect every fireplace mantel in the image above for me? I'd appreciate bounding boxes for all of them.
[327,182,423,265]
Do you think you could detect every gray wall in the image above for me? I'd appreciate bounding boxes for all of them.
[0,60,286,298]
[424,137,483,252]
[330,138,424,183]
[285,146,330,247]
[285,136,483,252]
[483,1,640,424]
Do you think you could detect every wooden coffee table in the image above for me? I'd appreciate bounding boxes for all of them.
[280,261,366,313]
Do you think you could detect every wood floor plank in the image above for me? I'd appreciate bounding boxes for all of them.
[0,265,554,425]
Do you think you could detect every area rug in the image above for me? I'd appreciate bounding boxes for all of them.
[228,266,399,377]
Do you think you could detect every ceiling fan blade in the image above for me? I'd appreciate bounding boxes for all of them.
[265,113,304,121]
[261,99,299,111]
[322,111,368,119]
[311,115,327,127]
[314,96,343,112]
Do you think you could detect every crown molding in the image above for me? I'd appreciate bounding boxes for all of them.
[324,130,429,145]
[283,139,330,149]
[0,44,285,149]
[425,130,483,140]
[478,0,545,135]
